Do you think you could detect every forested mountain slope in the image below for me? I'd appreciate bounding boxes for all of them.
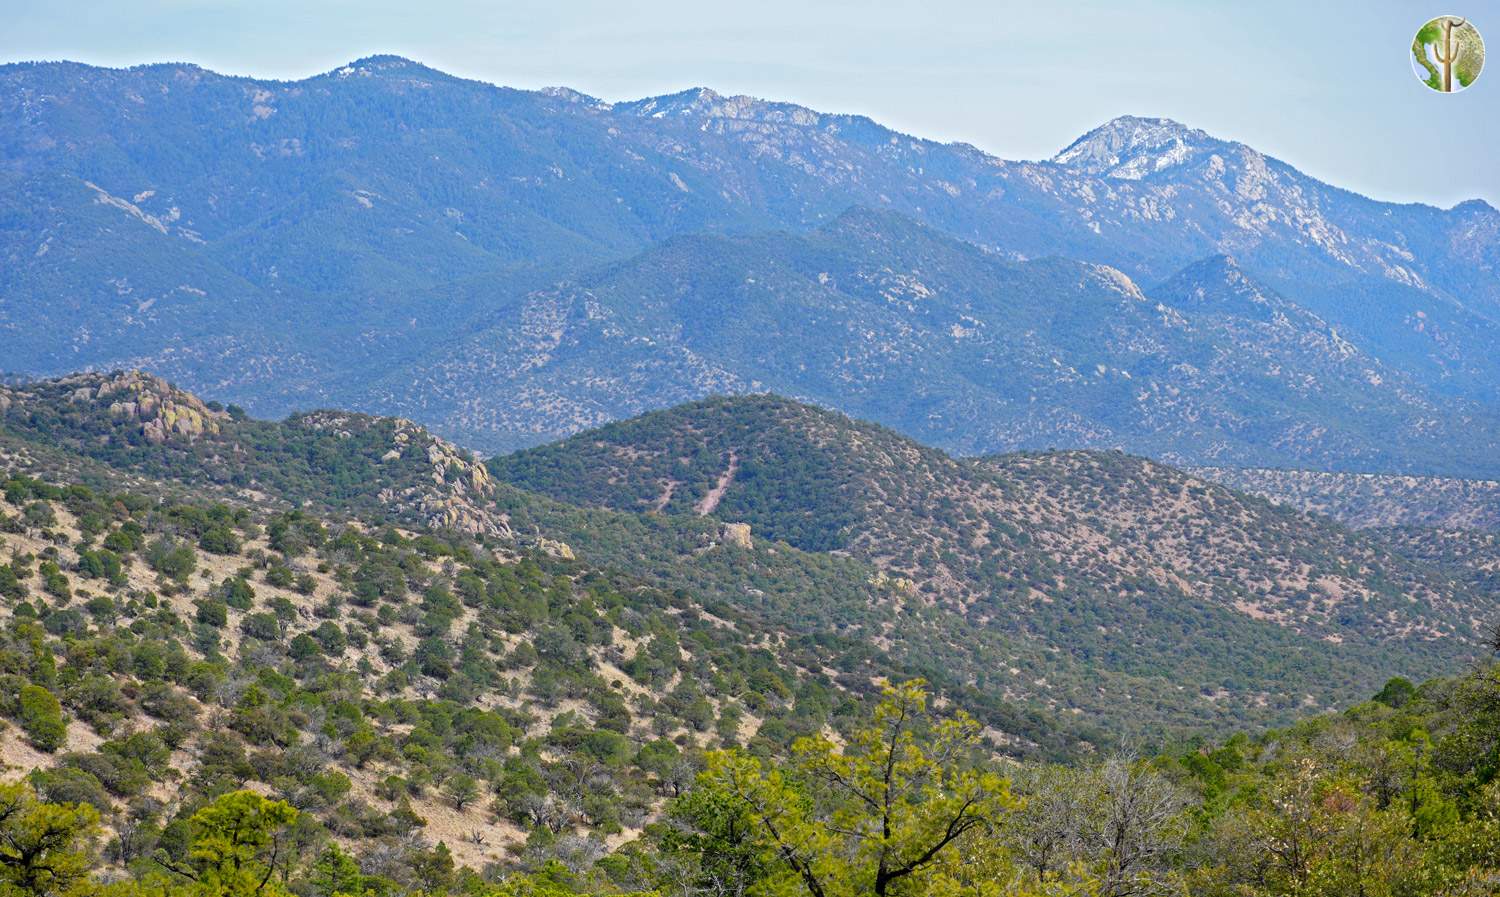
[493,394,1497,732]
[0,460,902,874]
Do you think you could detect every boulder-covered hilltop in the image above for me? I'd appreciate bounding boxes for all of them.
[0,370,509,537]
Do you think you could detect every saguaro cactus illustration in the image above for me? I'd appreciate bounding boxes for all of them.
[1413,15,1485,91]
[1434,16,1467,92]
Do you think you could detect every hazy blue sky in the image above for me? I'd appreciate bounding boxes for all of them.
[5,0,1496,206]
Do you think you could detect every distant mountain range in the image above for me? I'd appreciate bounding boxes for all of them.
[3,56,1498,473]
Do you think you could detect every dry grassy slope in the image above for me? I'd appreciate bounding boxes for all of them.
[973,452,1483,639]
[0,496,801,869]
[1368,527,1500,601]
[1186,466,1500,531]
[494,395,1500,736]
[6,375,1489,753]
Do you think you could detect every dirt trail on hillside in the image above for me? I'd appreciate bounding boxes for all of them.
[695,450,738,515]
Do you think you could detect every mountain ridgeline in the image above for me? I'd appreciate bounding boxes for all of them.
[3,57,1498,474]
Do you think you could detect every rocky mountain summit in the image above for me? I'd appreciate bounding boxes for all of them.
[4,370,226,444]
[1052,115,1214,179]
[296,411,509,537]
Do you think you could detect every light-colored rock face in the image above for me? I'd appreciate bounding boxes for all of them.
[719,522,753,549]
[538,537,575,560]
[68,370,227,444]
[345,417,512,540]
[1052,116,1214,179]
[410,427,508,538]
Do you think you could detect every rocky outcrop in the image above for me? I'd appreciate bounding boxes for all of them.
[4,372,515,541]
[538,538,575,560]
[296,413,512,539]
[403,424,509,538]
[99,372,227,444]
[5,370,227,444]
[868,570,917,594]
[719,522,753,549]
